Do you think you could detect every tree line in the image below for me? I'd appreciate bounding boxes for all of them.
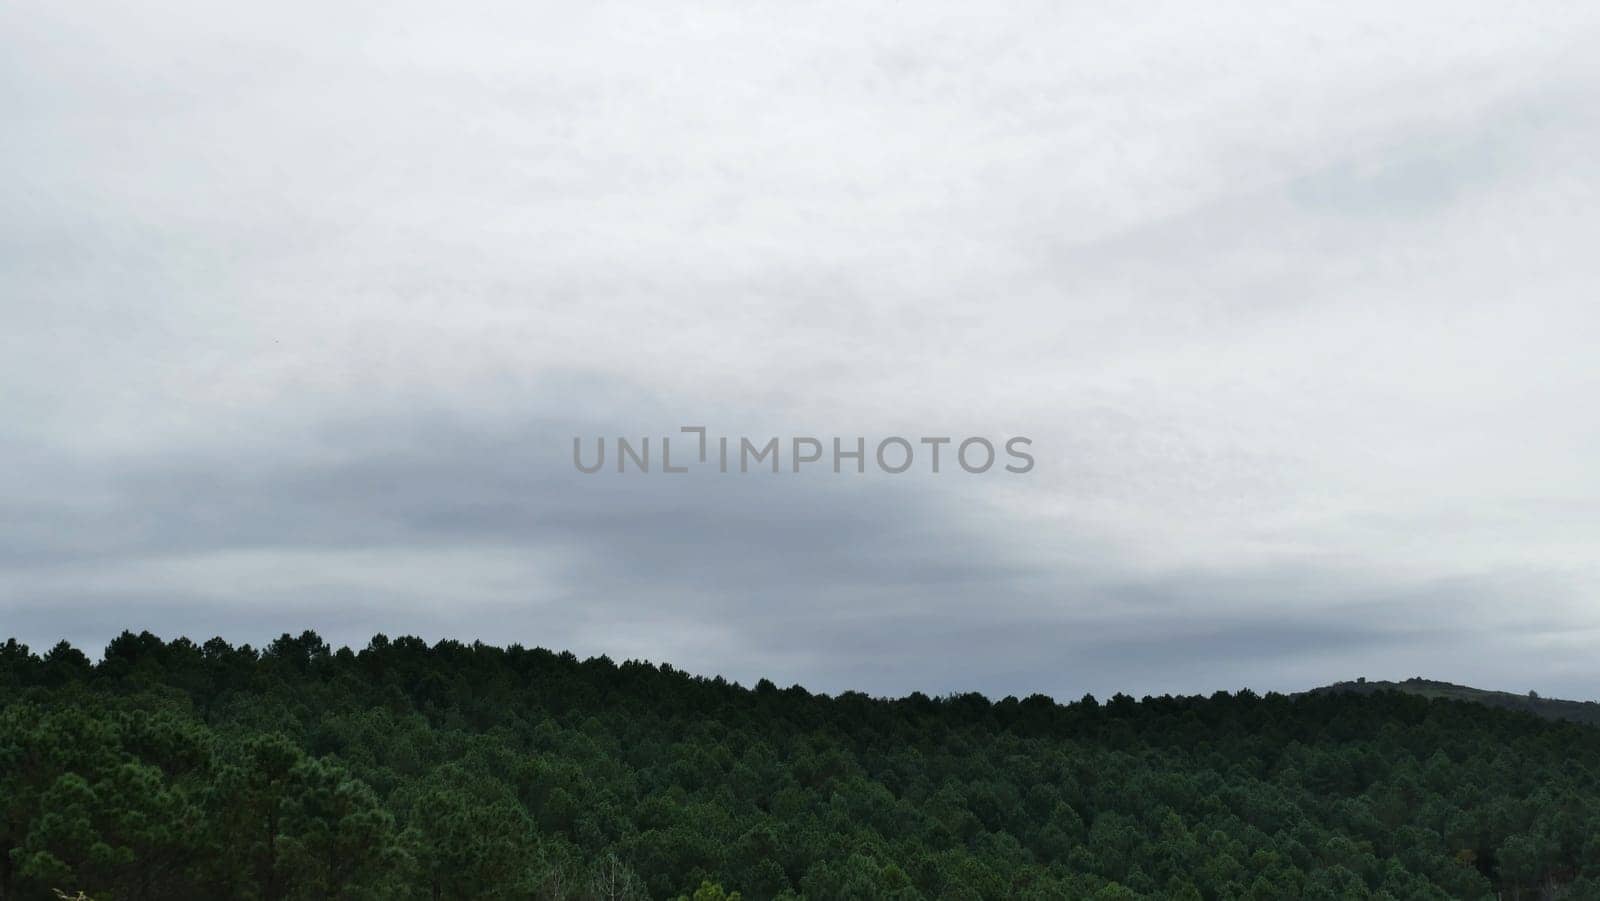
[3,630,1599,899]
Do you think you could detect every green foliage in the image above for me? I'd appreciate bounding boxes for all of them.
[3,630,1600,899]
[674,879,742,901]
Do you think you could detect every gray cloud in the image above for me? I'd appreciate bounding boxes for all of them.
[1,393,1583,699]
[3,0,1600,700]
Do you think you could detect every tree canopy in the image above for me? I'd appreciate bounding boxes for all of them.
[3,630,1599,899]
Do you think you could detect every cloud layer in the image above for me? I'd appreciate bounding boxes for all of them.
[4,0,1599,698]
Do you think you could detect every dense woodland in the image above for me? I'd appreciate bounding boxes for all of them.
[3,632,1600,900]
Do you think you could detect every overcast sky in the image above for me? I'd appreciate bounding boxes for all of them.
[4,1,1599,700]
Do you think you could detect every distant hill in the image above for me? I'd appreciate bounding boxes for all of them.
[1309,676,1600,726]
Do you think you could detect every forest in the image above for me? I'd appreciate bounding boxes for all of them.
[2,630,1599,900]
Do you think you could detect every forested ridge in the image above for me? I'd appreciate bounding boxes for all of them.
[1313,678,1600,727]
[3,631,1599,900]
